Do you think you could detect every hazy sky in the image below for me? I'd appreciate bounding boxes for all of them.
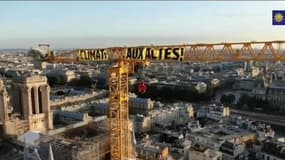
[0,1,285,49]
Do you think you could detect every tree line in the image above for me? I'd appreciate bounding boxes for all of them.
[133,83,216,103]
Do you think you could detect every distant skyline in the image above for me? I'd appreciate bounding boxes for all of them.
[0,1,285,49]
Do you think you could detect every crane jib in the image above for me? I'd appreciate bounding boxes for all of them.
[77,49,108,61]
[77,47,185,61]
[124,47,184,61]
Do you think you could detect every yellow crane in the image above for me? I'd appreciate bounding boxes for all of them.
[35,40,285,160]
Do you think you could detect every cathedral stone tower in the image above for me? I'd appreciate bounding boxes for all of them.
[0,80,9,124]
[1,75,53,136]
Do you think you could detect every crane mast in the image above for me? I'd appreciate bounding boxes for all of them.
[40,40,285,160]
[109,61,130,160]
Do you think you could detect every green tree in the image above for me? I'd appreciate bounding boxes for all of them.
[135,83,215,103]
[236,94,280,112]
[78,75,92,86]
[68,75,95,88]
[47,75,64,87]
[220,94,235,106]
[91,83,97,89]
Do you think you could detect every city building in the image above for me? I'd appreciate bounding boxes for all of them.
[197,104,230,121]
[264,80,285,110]
[133,104,193,133]
[92,96,154,115]
[219,141,247,160]
[230,116,275,141]
[136,142,169,160]
[47,70,76,83]
[54,110,91,124]
[187,144,222,160]
[232,79,265,93]
[258,140,285,160]
[187,122,256,151]
[129,97,154,115]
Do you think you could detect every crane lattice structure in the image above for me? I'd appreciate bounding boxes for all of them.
[43,40,285,160]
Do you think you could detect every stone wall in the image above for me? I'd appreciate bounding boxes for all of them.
[50,92,98,108]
